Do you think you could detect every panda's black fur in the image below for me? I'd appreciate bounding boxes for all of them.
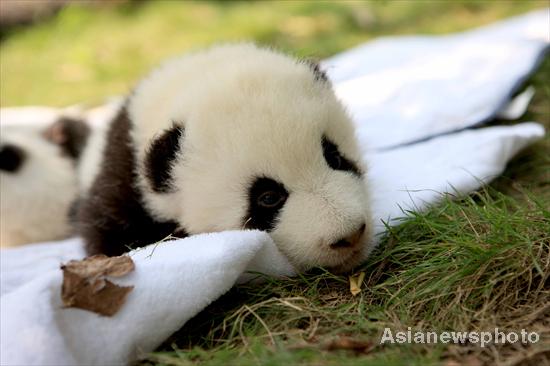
[144,122,185,194]
[44,116,91,160]
[0,144,26,173]
[75,106,188,256]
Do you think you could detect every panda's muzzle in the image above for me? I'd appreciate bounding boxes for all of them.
[329,223,366,250]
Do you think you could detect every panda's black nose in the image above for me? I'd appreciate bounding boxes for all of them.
[0,145,26,173]
[330,223,366,250]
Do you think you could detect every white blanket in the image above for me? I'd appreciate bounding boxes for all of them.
[326,10,548,150]
[1,10,548,365]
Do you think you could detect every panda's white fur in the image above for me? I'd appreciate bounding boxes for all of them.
[79,44,373,272]
[0,124,79,247]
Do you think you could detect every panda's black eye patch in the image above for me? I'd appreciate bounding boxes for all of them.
[245,177,289,231]
[322,136,361,176]
[0,145,26,173]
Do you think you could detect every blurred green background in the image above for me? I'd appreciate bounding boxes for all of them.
[0,0,546,107]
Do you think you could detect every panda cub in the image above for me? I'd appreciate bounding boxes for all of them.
[0,117,89,247]
[76,44,373,272]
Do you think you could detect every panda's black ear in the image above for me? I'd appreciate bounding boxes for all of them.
[0,144,26,173]
[304,59,329,83]
[144,122,185,193]
[43,117,90,159]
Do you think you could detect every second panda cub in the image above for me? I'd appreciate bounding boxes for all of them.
[76,44,373,272]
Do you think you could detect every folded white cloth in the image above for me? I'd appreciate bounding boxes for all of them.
[1,10,548,366]
[1,232,294,365]
[325,10,548,150]
[368,122,544,236]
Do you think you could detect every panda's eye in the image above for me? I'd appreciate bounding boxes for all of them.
[325,150,343,170]
[257,190,286,208]
[322,136,361,176]
[245,177,289,231]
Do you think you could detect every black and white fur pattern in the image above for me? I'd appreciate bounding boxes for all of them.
[0,116,89,247]
[76,44,373,272]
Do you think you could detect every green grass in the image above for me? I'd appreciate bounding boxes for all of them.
[143,188,550,366]
[1,1,549,365]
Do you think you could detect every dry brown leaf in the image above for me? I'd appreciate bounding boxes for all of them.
[61,254,135,316]
[349,271,366,296]
[323,336,374,354]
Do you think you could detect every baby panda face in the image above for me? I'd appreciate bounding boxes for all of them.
[242,132,371,273]
[0,118,89,247]
[132,45,373,272]
[183,89,370,272]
